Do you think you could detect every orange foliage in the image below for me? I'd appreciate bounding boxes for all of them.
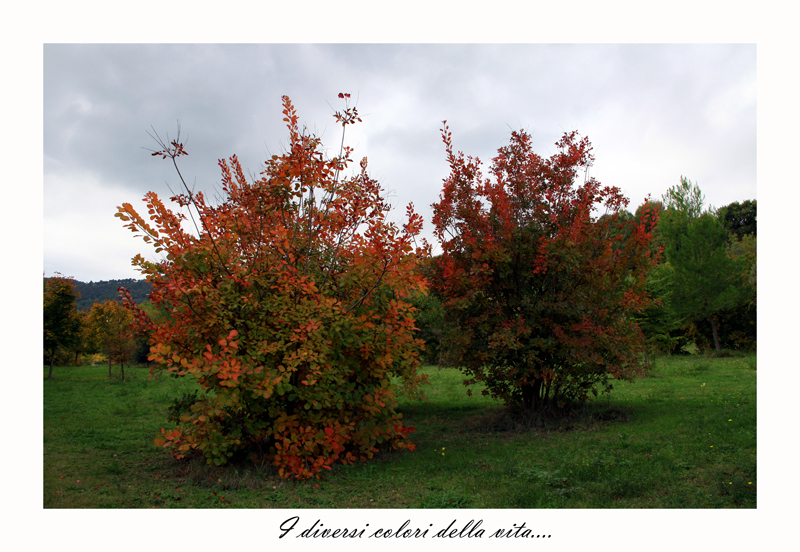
[117,96,428,478]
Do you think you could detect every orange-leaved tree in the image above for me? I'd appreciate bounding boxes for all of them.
[85,300,137,380]
[430,124,660,413]
[116,95,429,479]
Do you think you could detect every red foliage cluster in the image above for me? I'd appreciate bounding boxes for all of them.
[430,124,660,411]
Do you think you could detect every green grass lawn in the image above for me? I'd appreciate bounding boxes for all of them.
[43,353,756,508]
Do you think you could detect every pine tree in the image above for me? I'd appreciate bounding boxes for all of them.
[659,178,746,351]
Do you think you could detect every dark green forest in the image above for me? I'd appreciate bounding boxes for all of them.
[43,278,151,311]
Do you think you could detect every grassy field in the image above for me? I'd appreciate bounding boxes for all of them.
[43,353,756,508]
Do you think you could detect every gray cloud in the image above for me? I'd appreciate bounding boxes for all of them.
[43,43,756,281]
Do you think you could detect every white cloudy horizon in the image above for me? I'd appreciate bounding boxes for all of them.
[44,43,756,282]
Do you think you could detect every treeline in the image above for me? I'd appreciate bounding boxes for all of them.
[47,278,152,311]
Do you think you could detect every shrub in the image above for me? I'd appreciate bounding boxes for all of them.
[430,125,659,412]
[116,95,429,479]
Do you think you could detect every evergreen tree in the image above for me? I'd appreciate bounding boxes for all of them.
[659,178,746,351]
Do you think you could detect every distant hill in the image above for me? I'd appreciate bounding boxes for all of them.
[69,278,152,311]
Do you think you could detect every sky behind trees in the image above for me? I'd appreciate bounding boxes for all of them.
[43,43,756,282]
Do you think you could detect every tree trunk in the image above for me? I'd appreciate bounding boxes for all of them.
[108,360,112,378]
[521,384,534,411]
[521,379,542,411]
[708,315,722,351]
[48,350,55,379]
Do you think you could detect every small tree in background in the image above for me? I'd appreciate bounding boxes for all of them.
[430,124,659,413]
[43,274,82,379]
[85,300,137,380]
[718,199,756,241]
[689,214,756,351]
[116,95,428,479]
[659,177,747,351]
[65,309,90,366]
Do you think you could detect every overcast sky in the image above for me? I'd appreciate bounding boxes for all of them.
[44,43,756,282]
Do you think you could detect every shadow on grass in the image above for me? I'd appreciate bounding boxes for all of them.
[405,399,638,439]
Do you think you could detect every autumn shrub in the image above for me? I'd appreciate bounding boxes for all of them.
[85,299,137,380]
[430,124,659,413]
[116,95,428,479]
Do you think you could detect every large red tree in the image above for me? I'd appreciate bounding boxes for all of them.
[430,124,660,412]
